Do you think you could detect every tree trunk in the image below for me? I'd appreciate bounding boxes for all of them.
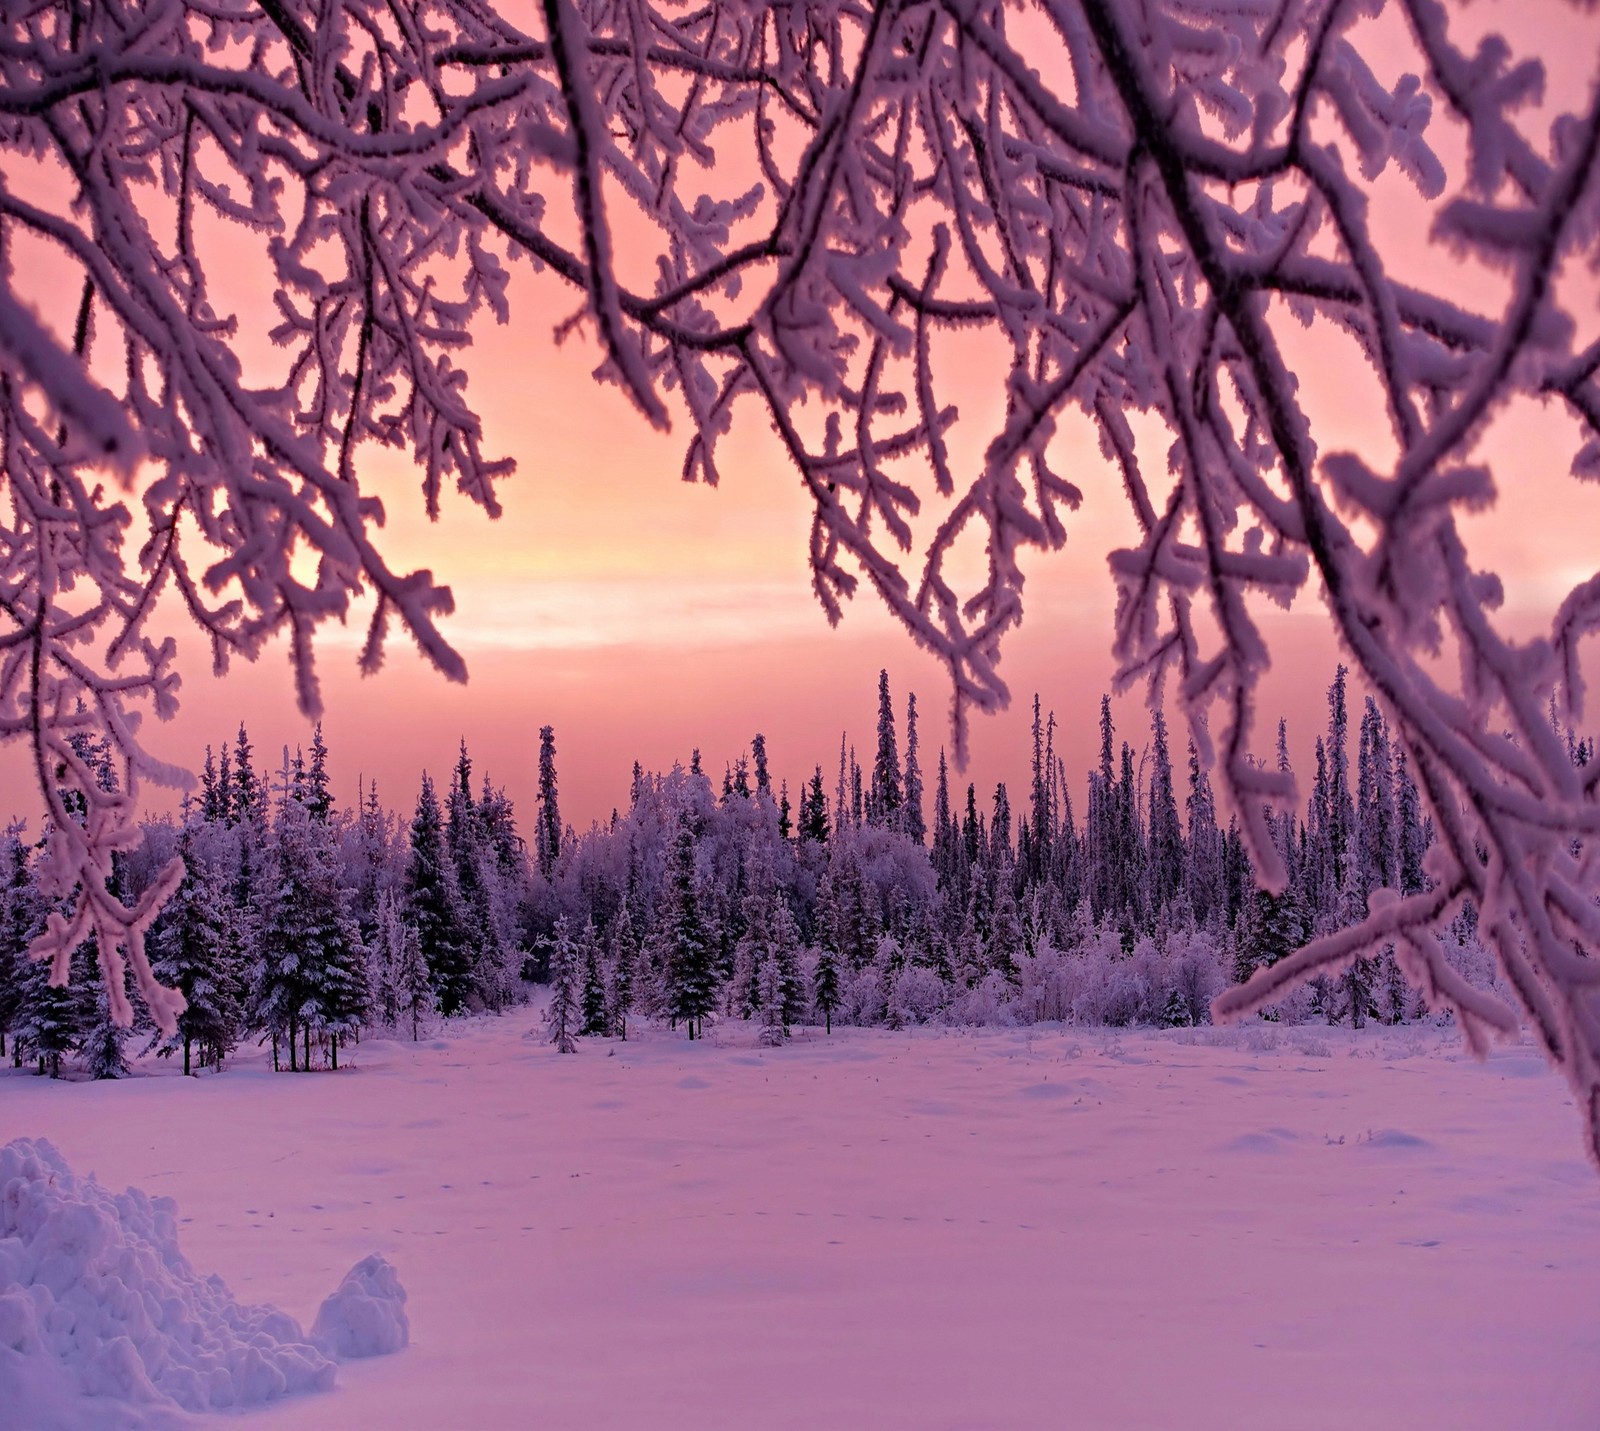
[288,1018,298,1072]
[304,1025,311,1071]
[331,1036,338,1071]
[183,1035,192,1077]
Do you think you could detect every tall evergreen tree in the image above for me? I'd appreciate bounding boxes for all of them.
[606,901,640,1040]
[579,919,608,1036]
[659,814,715,1039]
[903,693,925,846]
[546,916,579,1053]
[405,774,472,1016]
[150,832,243,1074]
[536,725,562,879]
[232,723,263,827]
[751,733,771,798]
[305,722,334,822]
[800,767,830,845]
[868,669,903,828]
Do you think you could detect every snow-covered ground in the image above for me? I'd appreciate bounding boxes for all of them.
[4,1012,1598,1430]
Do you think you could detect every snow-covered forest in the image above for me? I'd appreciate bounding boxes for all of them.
[3,667,1543,1080]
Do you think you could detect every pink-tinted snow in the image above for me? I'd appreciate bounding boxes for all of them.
[4,1012,1597,1429]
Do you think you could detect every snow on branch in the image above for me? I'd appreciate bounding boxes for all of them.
[3,0,1600,1166]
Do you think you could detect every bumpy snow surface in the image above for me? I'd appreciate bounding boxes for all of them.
[0,1139,405,1430]
[311,1254,408,1359]
[5,1012,1599,1429]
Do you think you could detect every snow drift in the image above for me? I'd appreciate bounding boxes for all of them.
[0,1138,405,1429]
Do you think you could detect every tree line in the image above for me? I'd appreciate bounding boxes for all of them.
[2,670,1535,1077]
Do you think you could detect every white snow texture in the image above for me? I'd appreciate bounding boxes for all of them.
[311,1254,409,1360]
[0,1138,404,1428]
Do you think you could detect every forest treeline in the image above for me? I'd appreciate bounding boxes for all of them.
[2,669,1538,1077]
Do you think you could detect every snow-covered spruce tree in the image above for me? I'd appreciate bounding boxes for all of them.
[405,774,472,1017]
[7,0,1600,1163]
[546,916,579,1055]
[756,950,787,1049]
[579,919,608,1037]
[868,670,903,831]
[536,728,562,883]
[658,813,715,1041]
[80,983,129,1080]
[149,831,244,1075]
[605,902,639,1042]
[256,797,367,1072]
[0,825,39,1064]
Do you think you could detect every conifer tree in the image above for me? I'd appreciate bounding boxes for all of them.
[868,670,902,828]
[405,774,472,1016]
[80,983,129,1080]
[546,915,579,1053]
[756,949,787,1047]
[659,813,716,1039]
[800,767,830,845]
[1027,695,1052,885]
[1147,710,1183,916]
[606,902,639,1041]
[932,749,955,887]
[751,733,771,798]
[0,826,36,1064]
[812,927,841,1036]
[305,722,334,822]
[232,724,263,827]
[903,693,925,847]
[777,780,793,841]
[536,726,562,880]
[150,832,243,1074]
[579,920,609,1036]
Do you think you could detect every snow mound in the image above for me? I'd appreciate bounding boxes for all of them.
[0,1138,342,1426]
[311,1255,409,1359]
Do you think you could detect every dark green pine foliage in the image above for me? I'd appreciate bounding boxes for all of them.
[756,948,787,1046]
[868,669,902,829]
[812,939,840,1036]
[150,832,244,1074]
[768,897,807,1029]
[536,725,561,880]
[1235,884,1306,985]
[799,768,830,845]
[605,901,639,1040]
[406,773,472,1015]
[546,916,579,1053]
[660,814,716,1039]
[257,800,363,1070]
[446,742,497,1006]
[80,980,129,1080]
[751,733,772,798]
[579,919,608,1036]
[903,692,925,846]
[305,722,334,822]
[232,724,264,827]
[199,746,231,824]
[14,943,79,1078]
[1147,710,1184,917]
[0,826,38,1063]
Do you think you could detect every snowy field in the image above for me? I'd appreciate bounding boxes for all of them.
[4,1012,1598,1431]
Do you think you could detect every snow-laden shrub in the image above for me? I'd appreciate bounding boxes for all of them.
[949,970,1017,1027]
[839,964,887,1027]
[888,963,948,1026]
[1015,945,1074,1024]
